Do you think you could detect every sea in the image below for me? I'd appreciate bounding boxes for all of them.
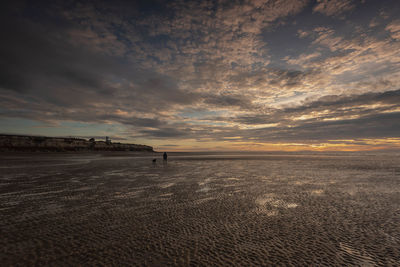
[1,151,399,266]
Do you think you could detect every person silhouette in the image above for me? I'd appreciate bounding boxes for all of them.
[163,152,168,161]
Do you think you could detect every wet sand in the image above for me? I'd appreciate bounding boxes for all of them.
[1,152,399,266]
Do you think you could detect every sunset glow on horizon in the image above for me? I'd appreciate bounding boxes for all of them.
[1,0,399,151]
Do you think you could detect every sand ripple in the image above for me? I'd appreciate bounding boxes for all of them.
[1,153,399,266]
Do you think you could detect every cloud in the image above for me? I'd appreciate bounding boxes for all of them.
[268,68,325,90]
[139,127,190,138]
[0,2,203,121]
[0,0,311,119]
[313,0,356,17]
[386,20,400,40]
[204,89,400,142]
[1,0,399,150]
[284,21,400,99]
[203,93,255,109]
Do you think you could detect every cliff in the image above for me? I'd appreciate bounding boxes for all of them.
[0,134,153,152]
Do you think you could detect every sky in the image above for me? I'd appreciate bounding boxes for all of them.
[1,0,400,151]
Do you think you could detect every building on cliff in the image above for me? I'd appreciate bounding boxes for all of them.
[0,134,153,152]
[106,136,111,144]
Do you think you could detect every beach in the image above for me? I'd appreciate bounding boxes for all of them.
[1,152,399,266]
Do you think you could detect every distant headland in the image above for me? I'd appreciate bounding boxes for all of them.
[0,134,153,152]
